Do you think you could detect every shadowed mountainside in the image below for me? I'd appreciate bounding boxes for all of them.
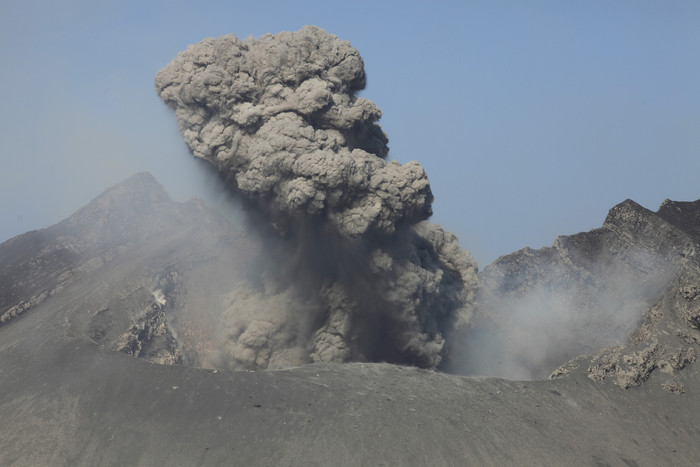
[0,173,699,465]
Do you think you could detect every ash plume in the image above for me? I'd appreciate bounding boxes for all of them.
[155,26,478,370]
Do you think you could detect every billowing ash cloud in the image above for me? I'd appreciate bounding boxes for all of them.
[155,26,478,370]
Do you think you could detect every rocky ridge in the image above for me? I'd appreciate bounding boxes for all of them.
[0,172,255,366]
[471,198,700,391]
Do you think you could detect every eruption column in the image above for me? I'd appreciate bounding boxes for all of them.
[156,26,478,370]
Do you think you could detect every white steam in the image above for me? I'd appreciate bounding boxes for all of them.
[457,241,678,380]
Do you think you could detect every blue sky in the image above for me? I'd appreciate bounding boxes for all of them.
[1,0,698,266]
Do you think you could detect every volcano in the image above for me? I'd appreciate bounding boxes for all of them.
[0,172,698,465]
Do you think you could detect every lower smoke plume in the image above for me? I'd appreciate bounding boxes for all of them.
[156,26,478,371]
[458,241,679,380]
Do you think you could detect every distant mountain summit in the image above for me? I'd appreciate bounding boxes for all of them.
[0,172,255,365]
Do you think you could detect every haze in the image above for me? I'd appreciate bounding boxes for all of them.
[1,0,699,266]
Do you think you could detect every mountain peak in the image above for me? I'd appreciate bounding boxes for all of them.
[0,172,251,349]
[56,172,181,249]
[602,198,653,230]
[79,172,172,207]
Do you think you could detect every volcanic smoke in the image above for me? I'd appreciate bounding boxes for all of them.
[155,26,478,371]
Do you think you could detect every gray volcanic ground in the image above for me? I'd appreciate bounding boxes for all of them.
[1,27,700,466]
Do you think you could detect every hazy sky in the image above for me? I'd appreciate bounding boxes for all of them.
[1,0,698,266]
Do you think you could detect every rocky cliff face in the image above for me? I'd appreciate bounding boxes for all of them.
[466,198,700,392]
[0,172,255,366]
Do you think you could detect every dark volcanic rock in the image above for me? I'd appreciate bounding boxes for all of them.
[114,302,183,365]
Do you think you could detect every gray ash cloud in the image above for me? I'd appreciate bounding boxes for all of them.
[155,26,478,371]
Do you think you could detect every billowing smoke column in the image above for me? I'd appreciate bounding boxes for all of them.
[155,26,478,370]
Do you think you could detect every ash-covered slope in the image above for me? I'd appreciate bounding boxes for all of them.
[0,172,255,366]
[463,199,700,391]
[1,174,699,465]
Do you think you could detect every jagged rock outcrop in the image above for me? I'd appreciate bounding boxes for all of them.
[115,302,183,365]
[469,198,700,391]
